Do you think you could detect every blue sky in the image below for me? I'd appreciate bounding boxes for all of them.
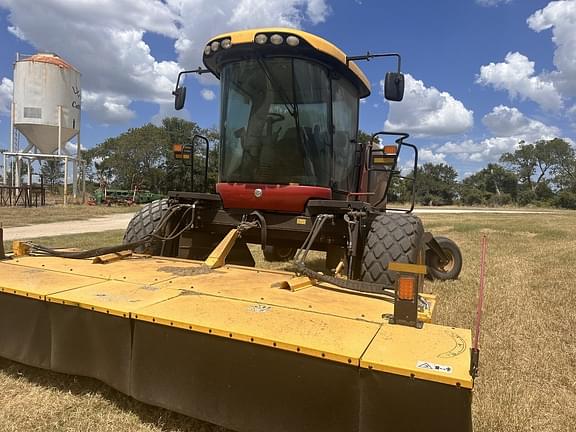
[0,0,574,178]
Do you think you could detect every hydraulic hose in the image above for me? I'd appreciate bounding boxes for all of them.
[23,202,197,260]
[294,262,395,298]
[24,239,153,259]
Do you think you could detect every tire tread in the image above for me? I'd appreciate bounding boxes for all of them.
[123,199,169,254]
[360,213,424,289]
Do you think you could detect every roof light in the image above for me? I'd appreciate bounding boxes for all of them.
[270,34,284,45]
[210,41,220,52]
[286,35,300,47]
[254,34,268,45]
[204,45,211,56]
[221,38,232,49]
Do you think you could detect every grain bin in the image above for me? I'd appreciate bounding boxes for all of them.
[12,53,80,154]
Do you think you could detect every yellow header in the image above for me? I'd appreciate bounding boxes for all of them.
[206,27,371,96]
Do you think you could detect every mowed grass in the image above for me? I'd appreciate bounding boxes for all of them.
[0,205,138,228]
[0,212,575,431]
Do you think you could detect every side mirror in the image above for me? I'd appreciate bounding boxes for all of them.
[173,86,187,110]
[384,72,404,102]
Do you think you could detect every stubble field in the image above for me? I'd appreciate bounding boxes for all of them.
[0,211,574,432]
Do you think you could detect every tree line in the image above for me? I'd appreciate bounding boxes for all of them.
[391,138,576,209]
[82,118,219,194]
[79,120,576,209]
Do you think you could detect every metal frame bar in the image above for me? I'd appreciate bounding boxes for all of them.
[345,52,402,74]
[365,131,418,213]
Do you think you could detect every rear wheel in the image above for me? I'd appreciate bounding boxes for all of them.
[123,199,169,254]
[360,213,424,290]
[426,236,462,280]
[263,245,297,262]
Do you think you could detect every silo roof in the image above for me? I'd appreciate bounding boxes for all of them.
[20,53,78,72]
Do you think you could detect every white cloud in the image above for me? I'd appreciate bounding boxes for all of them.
[477,2,576,112]
[476,0,512,6]
[438,105,562,162]
[569,105,576,128]
[0,77,13,115]
[64,141,86,156]
[151,102,190,126]
[482,105,560,138]
[169,0,330,70]
[477,52,562,111]
[419,148,447,165]
[383,74,474,136]
[438,137,520,162]
[0,1,180,115]
[306,0,331,24]
[0,0,328,126]
[7,25,24,39]
[527,0,576,98]
[201,89,216,101]
[83,91,136,124]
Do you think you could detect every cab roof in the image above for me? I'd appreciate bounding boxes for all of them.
[202,28,371,98]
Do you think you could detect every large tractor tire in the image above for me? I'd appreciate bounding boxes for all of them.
[262,245,297,262]
[360,213,424,289]
[426,236,463,280]
[123,199,169,254]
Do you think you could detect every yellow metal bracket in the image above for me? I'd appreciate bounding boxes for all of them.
[388,262,427,275]
[204,229,240,269]
[271,276,316,292]
[12,240,31,257]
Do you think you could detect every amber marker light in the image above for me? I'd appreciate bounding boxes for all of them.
[398,276,416,301]
[383,145,397,155]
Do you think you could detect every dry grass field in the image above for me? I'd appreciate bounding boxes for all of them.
[0,212,575,432]
[0,205,137,228]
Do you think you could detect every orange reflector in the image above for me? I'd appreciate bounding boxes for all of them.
[398,276,416,301]
[372,156,395,165]
[173,143,183,152]
[383,145,397,155]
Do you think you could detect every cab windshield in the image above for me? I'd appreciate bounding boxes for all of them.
[220,58,332,186]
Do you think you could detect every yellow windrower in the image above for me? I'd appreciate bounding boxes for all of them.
[0,27,474,432]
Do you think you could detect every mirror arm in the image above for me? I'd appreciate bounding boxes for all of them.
[173,67,212,95]
[346,52,402,74]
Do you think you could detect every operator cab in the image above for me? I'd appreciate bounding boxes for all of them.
[173,28,405,212]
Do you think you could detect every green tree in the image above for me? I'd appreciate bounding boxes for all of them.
[548,138,576,192]
[411,163,458,206]
[554,191,576,209]
[357,130,380,145]
[162,118,219,192]
[88,123,169,192]
[84,118,220,194]
[40,159,64,192]
[460,163,518,206]
[500,138,569,192]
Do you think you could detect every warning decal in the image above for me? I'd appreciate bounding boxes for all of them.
[416,361,453,374]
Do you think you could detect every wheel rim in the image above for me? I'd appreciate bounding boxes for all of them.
[433,249,455,273]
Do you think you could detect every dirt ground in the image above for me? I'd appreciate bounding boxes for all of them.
[2,212,135,241]
[0,205,137,229]
[0,212,575,432]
